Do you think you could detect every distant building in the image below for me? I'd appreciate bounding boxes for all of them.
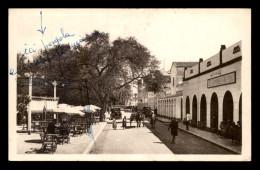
[183,41,242,131]
[157,61,198,120]
[137,70,172,110]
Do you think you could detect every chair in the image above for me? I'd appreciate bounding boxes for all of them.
[72,125,83,137]
[40,134,57,154]
[58,128,70,144]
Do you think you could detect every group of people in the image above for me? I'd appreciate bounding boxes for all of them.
[46,118,70,135]
[112,116,127,130]
[220,120,242,144]
[112,112,146,130]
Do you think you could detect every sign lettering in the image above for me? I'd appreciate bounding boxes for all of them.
[207,72,236,88]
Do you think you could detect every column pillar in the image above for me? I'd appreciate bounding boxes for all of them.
[206,101,211,128]
[28,74,32,135]
[218,95,224,130]
[198,99,201,122]
[53,81,57,100]
[233,100,239,123]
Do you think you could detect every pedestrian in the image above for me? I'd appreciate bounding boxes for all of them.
[141,113,145,127]
[186,113,191,130]
[229,121,236,144]
[130,113,134,127]
[220,121,227,138]
[46,119,57,134]
[168,117,178,144]
[225,120,231,138]
[150,112,156,129]
[112,118,117,130]
[154,107,158,115]
[122,116,127,129]
[21,115,26,130]
[237,120,242,145]
[136,112,140,128]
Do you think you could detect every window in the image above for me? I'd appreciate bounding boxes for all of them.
[207,61,211,67]
[165,76,171,83]
[190,69,193,74]
[233,45,240,54]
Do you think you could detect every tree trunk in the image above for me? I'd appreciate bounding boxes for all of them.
[100,102,107,122]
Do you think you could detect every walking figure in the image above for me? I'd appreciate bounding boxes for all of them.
[168,117,178,144]
[122,116,127,129]
[186,113,191,130]
[112,118,117,130]
[136,112,141,128]
[150,112,156,129]
[130,113,134,127]
[141,113,145,127]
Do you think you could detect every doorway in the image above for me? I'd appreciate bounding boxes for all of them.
[200,94,207,126]
[223,91,234,122]
[210,92,218,129]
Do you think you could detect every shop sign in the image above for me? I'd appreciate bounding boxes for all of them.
[207,71,236,88]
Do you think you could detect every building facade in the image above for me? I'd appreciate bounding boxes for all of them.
[137,70,172,110]
[182,40,242,130]
[157,62,197,120]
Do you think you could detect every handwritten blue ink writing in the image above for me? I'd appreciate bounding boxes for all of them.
[37,11,46,36]
[68,32,104,49]
[84,106,95,144]
[22,44,37,56]
[41,28,75,50]
[9,68,17,75]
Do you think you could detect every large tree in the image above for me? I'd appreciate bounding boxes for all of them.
[75,31,159,119]
[17,30,159,121]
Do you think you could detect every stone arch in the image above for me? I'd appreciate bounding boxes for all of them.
[186,96,190,115]
[223,91,234,122]
[192,95,198,122]
[210,92,218,129]
[200,94,207,126]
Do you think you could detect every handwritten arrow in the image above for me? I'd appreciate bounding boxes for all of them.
[37,11,46,36]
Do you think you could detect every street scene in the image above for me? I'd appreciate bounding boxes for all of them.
[9,9,250,161]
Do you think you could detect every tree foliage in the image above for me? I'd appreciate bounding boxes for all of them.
[142,70,168,94]
[17,94,30,125]
[17,30,160,120]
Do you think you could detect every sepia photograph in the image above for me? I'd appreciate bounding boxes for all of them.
[8,8,251,161]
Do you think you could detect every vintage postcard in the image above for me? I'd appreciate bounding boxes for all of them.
[8,8,251,161]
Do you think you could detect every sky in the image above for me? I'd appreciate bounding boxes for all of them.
[9,8,250,72]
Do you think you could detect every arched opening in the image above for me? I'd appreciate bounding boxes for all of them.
[239,94,242,122]
[186,96,190,115]
[192,95,197,122]
[223,91,234,122]
[200,94,207,128]
[181,98,183,121]
[210,93,218,129]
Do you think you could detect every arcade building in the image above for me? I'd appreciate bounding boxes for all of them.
[182,40,242,131]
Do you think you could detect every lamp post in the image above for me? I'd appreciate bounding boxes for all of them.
[24,72,32,135]
[52,81,57,100]
[151,73,155,110]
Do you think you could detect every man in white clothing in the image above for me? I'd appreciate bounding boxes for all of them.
[186,113,191,130]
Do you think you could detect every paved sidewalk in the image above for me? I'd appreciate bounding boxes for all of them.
[156,116,241,154]
[17,122,107,154]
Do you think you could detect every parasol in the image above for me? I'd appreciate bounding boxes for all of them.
[52,104,85,116]
[83,105,101,112]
